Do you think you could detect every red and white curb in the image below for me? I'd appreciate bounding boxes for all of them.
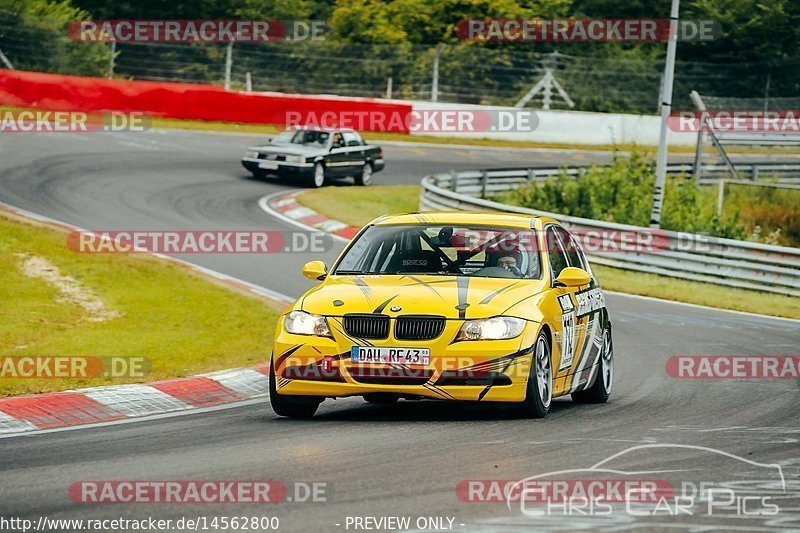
[260,191,360,241]
[0,365,270,435]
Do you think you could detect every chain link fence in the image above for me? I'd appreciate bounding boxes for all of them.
[2,12,799,114]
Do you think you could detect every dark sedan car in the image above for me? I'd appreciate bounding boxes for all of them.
[241,126,385,188]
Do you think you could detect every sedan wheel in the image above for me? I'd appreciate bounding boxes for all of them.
[572,325,613,404]
[355,162,373,186]
[536,336,553,409]
[514,331,551,418]
[309,162,326,188]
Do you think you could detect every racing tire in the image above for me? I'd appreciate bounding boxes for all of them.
[354,162,373,186]
[363,393,399,404]
[308,162,326,188]
[269,363,321,419]
[514,331,552,418]
[572,326,613,404]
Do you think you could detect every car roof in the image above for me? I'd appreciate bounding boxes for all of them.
[372,211,560,229]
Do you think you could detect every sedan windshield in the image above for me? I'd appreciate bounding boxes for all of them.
[335,225,541,279]
[272,130,330,146]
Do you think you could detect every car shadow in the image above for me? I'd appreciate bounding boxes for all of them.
[267,397,581,424]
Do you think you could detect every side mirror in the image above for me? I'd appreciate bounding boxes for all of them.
[302,260,328,281]
[331,142,343,149]
[554,267,591,287]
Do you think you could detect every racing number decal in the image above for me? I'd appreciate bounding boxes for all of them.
[557,294,576,371]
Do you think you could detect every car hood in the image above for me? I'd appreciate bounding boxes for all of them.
[246,144,325,157]
[300,274,546,320]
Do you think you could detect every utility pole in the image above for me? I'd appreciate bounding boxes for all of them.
[649,0,680,228]
[224,40,234,90]
[432,44,445,102]
[108,40,116,79]
[0,47,14,70]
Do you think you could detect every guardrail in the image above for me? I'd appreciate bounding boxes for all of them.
[419,164,800,297]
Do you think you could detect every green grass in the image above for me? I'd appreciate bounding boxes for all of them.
[299,185,421,227]
[295,185,800,319]
[145,115,799,155]
[0,210,281,396]
[720,182,800,247]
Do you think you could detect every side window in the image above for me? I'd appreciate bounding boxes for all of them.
[554,226,586,270]
[546,226,569,279]
[342,132,361,147]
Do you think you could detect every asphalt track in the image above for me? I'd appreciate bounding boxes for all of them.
[0,129,798,532]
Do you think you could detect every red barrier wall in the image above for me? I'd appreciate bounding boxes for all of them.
[0,69,412,132]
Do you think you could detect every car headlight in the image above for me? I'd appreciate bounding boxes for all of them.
[245,150,259,159]
[456,317,526,341]
[285,155,305,164]
[284,310,332,337]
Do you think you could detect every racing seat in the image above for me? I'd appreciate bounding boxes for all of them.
[386,249,443,273]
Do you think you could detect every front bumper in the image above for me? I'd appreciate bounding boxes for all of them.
[271,318,538,402]
[241,158,314,179]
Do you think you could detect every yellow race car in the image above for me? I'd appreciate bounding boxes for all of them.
[269,212,613,418]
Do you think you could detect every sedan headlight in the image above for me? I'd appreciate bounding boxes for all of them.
[284,310,332,337]
[285,154,305,164]
[456,317,526,341]
[245,150,259,159]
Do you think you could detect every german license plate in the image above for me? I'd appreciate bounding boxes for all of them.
[259,160,279,170]
[351,347,430,366]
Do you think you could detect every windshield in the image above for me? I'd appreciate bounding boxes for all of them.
[334,225,541,279]
[272,130,330,146]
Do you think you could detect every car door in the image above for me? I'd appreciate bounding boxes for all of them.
[342,131,365,175]
[550,225,600,392]
[544,225,579,384]
[326,133,349,177]
[556,226,606,391]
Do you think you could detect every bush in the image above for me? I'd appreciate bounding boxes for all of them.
[493,149,747,241]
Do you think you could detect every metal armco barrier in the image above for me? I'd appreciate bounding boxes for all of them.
[419,164,800,297]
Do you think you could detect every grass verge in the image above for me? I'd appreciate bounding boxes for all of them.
[0,209,282,397]
[299,185,421,227]
[3,105,796,155]
[295,185,800,319]
[146,116,799,155]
